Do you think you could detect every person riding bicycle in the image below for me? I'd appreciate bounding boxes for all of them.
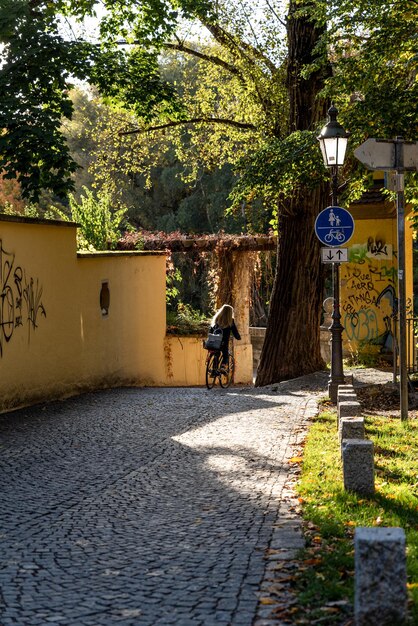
[210,304,241,366]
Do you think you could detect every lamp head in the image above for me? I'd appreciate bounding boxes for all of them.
[317,105,349,167]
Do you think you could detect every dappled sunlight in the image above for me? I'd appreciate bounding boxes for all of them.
[172,406,288,500]
[202,450,282,499]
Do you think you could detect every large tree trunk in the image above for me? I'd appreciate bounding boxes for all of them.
[255,3,329,386]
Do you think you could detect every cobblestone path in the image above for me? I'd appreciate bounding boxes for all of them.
[0,378,324,626]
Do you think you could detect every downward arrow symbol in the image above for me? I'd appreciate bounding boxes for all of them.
[326,251,334,260]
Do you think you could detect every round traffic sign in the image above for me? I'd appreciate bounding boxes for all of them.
[314,206,355,246]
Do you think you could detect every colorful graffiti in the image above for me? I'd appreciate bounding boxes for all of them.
[0,240,46,357]
[342,260,397,343]
[349,240,393,263]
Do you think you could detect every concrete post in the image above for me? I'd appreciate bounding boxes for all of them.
[355,527,408,626]
[338,401,362,430]
[342,439,374,495]
[339,417,365,443]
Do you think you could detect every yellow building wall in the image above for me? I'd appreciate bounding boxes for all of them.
[0,216,167,412]
[340,208,413,357]
[0,215,253,412]
[164,336,253,386]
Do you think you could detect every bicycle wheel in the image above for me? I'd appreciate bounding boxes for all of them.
[205,352,218,389]
[219,352,234,388]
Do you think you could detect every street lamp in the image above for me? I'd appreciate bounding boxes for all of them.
[317,105,350,403]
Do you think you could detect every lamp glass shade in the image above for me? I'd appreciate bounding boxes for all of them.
[319,135,348,167]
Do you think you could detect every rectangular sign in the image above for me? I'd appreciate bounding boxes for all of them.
[321,247,348,263]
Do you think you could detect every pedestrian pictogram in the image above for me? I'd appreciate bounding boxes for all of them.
[315,206,355,247]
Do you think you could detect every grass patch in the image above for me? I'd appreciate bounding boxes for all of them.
[294,410,418,624]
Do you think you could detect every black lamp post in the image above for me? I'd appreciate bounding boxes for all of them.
[317,105,350,403]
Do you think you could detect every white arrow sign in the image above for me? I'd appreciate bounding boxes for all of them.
[354,139,394,170]
[321,247,348,263]
[354,138,418,171]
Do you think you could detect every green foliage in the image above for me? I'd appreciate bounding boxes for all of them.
[231,131,328,223]
[166,267,182,308]
[90,47,183,122]
[62,88,251,235]
[302,0,418,205]
[166,303,209,336]
[0,0,97,200]
[51,187,129,250]
[3,0,418,218]
[1,201,41,218]
[0,0,183,201]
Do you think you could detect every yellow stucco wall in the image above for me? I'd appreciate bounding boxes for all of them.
[0,216,253,412]
[0,216,167,411]
[340,205,413,357]
[164,336,253,386]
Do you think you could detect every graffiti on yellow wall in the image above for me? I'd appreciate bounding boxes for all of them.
[341,252,397,350]
[0,240,46,357]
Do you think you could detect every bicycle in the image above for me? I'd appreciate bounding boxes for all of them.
[205,349,235,389]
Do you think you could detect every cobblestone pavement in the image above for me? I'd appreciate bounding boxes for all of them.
[0,373,327,626]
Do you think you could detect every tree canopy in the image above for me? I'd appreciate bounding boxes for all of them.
[1,0,417,203]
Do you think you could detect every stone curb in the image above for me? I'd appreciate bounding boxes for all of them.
[253,398,318,626]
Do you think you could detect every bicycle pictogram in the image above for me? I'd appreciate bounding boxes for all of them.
[324,229,345,244]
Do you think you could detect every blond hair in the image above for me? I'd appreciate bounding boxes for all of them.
[212,304,234,329]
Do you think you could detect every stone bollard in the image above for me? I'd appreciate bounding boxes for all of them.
[342,439,374,495]
[338,384,355,393]
[338,393,358,412]
[338,399,362,419]
[355,527,408,626]
[339,417,365,443]
[345,373,354,385]
[338,389,357,401]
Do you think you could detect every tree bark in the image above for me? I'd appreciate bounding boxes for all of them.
[255,2,330,386]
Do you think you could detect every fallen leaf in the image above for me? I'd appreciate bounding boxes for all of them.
[259,597,277,605]
[407,582,418,589]
[289,456,303,464]
[303,558,323,566]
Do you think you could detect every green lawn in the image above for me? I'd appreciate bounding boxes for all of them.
[293,410,418,625]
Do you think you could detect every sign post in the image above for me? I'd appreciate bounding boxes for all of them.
[394,139,408,422]
[315,206,354,402]
[354,137,418,421]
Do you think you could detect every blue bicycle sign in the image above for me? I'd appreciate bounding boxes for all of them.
[314,206,354,247]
